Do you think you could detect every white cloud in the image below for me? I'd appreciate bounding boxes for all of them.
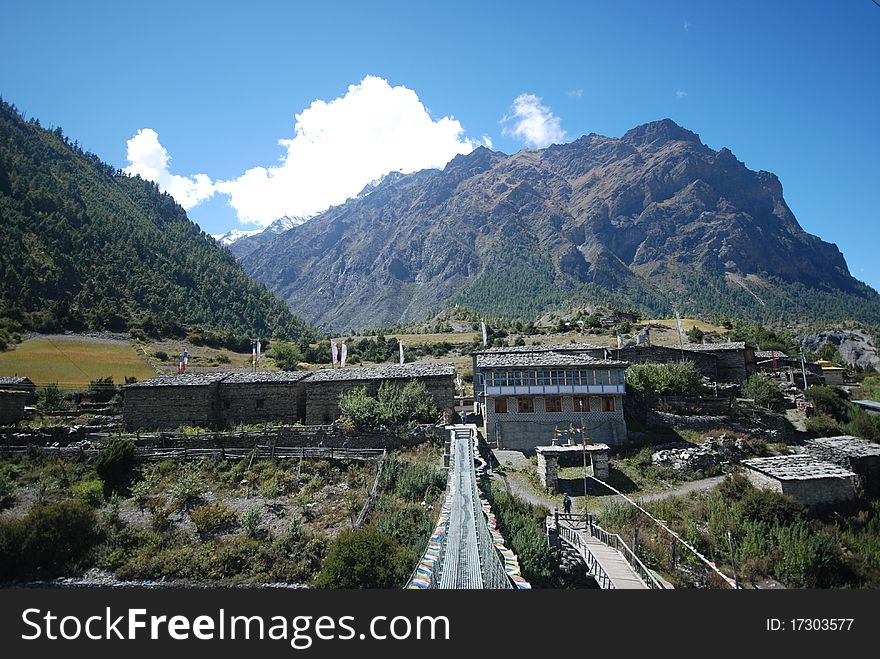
[676,89,688,99]
[566,89,584,98]
[214,75,479,226]
[684,21,691,32]
[123,128,215,210]
[501,93,566,149]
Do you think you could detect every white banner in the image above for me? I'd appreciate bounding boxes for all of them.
[256,340,261,364]
[481,320,487,347]
[331,340,338,367]
[399,339,404,365]
[340,343,347,368]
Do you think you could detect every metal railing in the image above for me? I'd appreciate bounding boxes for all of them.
[558,523,615,589]
[0,444,385,462]
[587,522,664,589]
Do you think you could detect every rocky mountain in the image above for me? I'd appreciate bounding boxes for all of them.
[236,118,880,331]
[0,99,316,342]
[212,227,261,246]
[226,214,310,258]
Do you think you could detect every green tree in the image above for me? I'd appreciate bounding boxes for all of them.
[315,528,409,588]
[742,375,786,412]
[625,361,703,396]
[269,341,303,371]
[94,438,136,493]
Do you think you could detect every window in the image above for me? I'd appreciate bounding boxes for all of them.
[223,400,231,409]
[573,396,590,413]
[545,396,562,413]
[527,371,539,386]
[256,398,265,409]
[550,370,564,385]
[517,397,535,414]
[601,397,616,413]
[494,397,508,414]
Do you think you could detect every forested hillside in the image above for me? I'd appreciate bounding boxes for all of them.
[0,100,316,345]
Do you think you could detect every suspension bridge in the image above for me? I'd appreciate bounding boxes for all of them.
[407,425,530,589]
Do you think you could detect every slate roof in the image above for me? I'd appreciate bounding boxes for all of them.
[805,435,880,459]
[475,352,627,369]
[755,350,790,359]
[124,373,231,388]
[742,454,855,480]
[473,342,605,355]
[0,376,34,386]
[680,342,748,352]
[303,363,455,383]
[220,371,310,384]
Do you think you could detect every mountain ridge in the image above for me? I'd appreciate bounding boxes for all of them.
[235,118,878,332]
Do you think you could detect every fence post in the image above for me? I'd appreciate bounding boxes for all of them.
[670,539,677,569]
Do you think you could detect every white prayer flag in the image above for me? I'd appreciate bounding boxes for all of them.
[399,339,404,365]
[481,320,487,346]
[331,340,338,367]
[340,343,347,368]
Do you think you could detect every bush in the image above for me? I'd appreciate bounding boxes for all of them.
[806,387,851,423]
[169,466,205,509]
[717,473,752,501]
[153,350,169,361]
[241,505,263,538]
[146,496,172,531]
[269,341,303,371]
[738,489,803,526]
[625,361,703,396]
[0,500,99,579]
[87,376,117,403]
[843,410,880,442]
[315,528,409,588]
[0,473,14,511]
[72,478,105,506]
[487,488,559,587]
[35,383,64,411]
[94,438,136,492]
[189,501,238,537]
[805,414,842,437]
[338,381,440,431]
[741,375,786,412]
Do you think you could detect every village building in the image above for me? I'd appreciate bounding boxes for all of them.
[123,373,229,430]
[473,350,628,450]
[218,371,309,426]
[0,376,36,403]
[0,389,28,425]
[472,340,757,385]
[814,359,847,386]
[804,435,880,495]
[741,454,856,507]
[535,443,611,493]
[302,363,456,425]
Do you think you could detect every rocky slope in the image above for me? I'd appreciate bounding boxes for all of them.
[236,118,880,331]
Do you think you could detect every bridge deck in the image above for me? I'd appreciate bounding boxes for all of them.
[558,521,650,589]
[438,428,483,589]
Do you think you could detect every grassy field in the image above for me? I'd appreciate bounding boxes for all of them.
[0,337,156,389]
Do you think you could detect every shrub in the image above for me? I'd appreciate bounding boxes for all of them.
[625,361,703,397]
[0,500,99,579]
[269,341,303,371]
[94,438,136,492]
[806,387,851,423]
[741,375,786,412]
[35,383,64,411]
[805,414,842,437]
[170,466,204,509]
[338,387,382,430]
[843,410,880,442]
[717,473,752,501]
[189,501,238,537]
[315,528,409,588]
[241,505,263,538]
[153,350,169,361]
[0,473,14,511]
[72,478,105,506]
[87,376,117,403]
[738,489,803,526]
[338,381,440,430]
[147,496,172,531]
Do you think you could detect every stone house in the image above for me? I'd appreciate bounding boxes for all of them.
[0,389,27,425]
[218,371,309,426]
[302,364,456,425]
[742,455,856,507]
[123,373,229,430]
[804,435,880,496]
[473,350,628,449]
[0,376,36,404]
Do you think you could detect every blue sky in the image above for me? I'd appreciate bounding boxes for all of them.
[2,0,879,289]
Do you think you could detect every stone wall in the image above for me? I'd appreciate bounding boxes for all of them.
[124,383,221,430]
[486,394,626,450]
[617,346,718,381]
[304,375,455,425]
[744,468,856,507]
[219,381,305,426]
[0,391,27,425]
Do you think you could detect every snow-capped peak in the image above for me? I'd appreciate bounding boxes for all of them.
[211,228,261,246]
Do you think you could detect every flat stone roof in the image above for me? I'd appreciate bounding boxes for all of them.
[536,443,611,454]
[220,371,310,384]
[476,351,627,369]
[303,363,455,383]
[473,342,605,355]
[125,373,231,388]
[680,342,748,352]
[0,376,34,385]
[755,350,790,359]
[742,454,855,481]
[805,435,880,459]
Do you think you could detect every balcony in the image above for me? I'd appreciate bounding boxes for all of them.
[484,384,626,397]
